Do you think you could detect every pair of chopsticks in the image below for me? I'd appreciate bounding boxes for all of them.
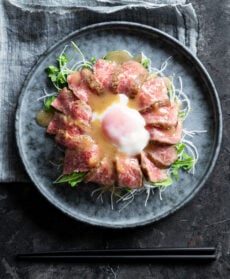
[16,247,216,263]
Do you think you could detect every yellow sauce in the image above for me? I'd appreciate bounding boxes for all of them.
[88,91,137,159]
[88,91,120,114]
[90,119,118,159]
[36,110,54,127]
[88,90,140,113]
[128,97,139,110]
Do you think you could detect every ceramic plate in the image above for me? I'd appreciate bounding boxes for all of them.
[15,22,222,228]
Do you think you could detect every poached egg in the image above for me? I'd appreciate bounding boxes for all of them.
[92,94,149,156]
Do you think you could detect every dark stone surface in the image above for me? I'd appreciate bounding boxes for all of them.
[1,0,230,278]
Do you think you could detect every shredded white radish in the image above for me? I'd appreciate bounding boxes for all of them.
[144,187,151,207]
[150,56,172,75]
[36,89,56,102]
[183,129,207,137]
[48,160,63,169]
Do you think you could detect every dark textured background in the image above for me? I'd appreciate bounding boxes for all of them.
[1,0,230,278]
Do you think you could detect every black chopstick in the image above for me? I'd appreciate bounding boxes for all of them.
[16,247,216,263]
[16,247,216,256]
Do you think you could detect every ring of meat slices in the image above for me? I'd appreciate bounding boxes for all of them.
[46,58,182,189]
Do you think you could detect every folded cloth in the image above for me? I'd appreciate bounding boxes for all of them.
[0,0,198,182]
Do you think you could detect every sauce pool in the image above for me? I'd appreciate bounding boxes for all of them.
[36,110,54,127]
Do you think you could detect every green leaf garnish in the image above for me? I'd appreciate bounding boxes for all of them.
[178,110,191,119]
[57,52,69,64]
[175,143,186,155]
[171,149,195,180]
[153,176,173,187]
[81,56,97,69]
[46,43,96,90]
[46,52,70,90]
[123,187,133,193]
[90,56,96,64]
[167,86,175,100]
[44,95,56,112]
[178,111,187,119]
[55,172,86,187]
[46,66,59,82]
[142,58,150,68]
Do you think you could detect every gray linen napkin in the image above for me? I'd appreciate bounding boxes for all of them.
[0,0,198,182]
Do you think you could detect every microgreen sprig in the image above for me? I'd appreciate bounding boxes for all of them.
[55,172,87,187]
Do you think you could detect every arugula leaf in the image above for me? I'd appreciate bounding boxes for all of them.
[175,143,186,155]
[55,172,86,187]
[44,95,56,112]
